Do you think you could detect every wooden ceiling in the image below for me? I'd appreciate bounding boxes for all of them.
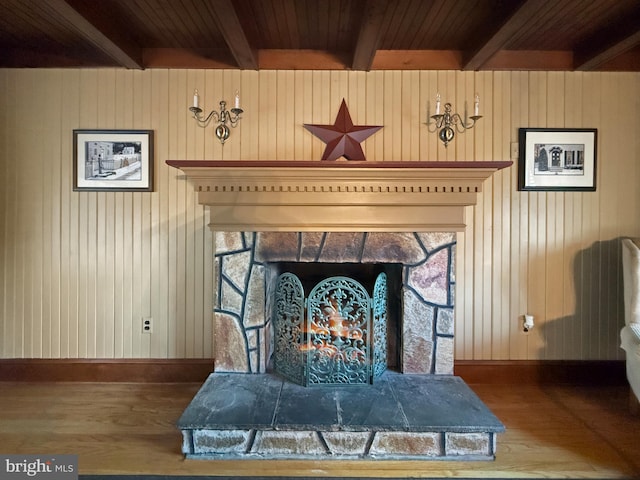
[1,0,640,71]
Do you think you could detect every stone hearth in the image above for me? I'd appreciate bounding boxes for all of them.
[179,371,504,460]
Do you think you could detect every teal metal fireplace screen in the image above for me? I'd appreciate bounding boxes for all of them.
[273,272,388,386]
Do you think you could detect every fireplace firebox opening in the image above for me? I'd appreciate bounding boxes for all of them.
[267,262,402,386]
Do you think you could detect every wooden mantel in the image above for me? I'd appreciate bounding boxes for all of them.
[166,160,512,232]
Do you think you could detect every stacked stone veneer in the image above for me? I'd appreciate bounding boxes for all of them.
[213,231,456,375]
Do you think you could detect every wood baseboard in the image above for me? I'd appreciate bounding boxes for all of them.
[455,359,626,385]
[0,358,214,382]
[0,358,626,384]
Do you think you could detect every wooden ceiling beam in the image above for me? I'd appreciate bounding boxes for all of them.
[143,48,238,69]
[351,0,389,71]
[371,50,462,70]
[481,50,573,71]
[574,7,640,71]
[462,0,544,71]
[259,50,350,70]
[43,0,143,69]
[0,47,111,68]
[209,0,258,70]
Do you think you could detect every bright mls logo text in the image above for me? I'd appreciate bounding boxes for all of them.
[1,455,77,480]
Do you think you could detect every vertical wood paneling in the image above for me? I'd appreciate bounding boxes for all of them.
[185,69,205,358]
[580,74,602,359]
[167,70,187,358]
[365,72,384,162]
[0,69,9,357]
[562,73,582,359]
[0,68,638,361]
[276,71,295,160]
[419,71,438,160]
[239,71,259,160]
[294,71,313,160]
[544,72,565,359]
[150,69,170,357]
[5,71,20,358]
[383,71,402,160]
[491,71,509,359]
[527,72,547,359]
[509,72,529,360]
[60,70,80,358]
[258,71,277,160]
[311,71,331,159]
[45,71,63,358]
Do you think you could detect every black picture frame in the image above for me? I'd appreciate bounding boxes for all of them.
[73,129,154,192]
[518,128,597,191]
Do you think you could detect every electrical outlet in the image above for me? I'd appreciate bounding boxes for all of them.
[510,142,519,159]
[142,317,153,334]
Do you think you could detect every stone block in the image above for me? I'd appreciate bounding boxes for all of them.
[402,289,434,373]
[362,233,426,263]
[245,264,265,327]
[251,430,327,456]
[370,431,442,457]
[417,232,455,252]
[220,280,243,316]
[445,432,490,456]
[407,248,450,306]
[300,232,324,261]
[181,430,193,455]
[321,431,371,456]
[436,307,454,336]
[255,232,300,261]
[223,250,252,291]
[435,336,454,374]
[318,232,365,262]
[214,313,249,372]
[193,429,252,454]
[215,232,246,254]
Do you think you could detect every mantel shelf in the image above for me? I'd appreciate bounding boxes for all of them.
[166,160,513,169]
[166,160,513,232]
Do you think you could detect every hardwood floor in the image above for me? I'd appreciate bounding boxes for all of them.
[0,380,638,479]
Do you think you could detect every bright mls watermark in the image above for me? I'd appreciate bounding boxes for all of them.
[0,455,77,480]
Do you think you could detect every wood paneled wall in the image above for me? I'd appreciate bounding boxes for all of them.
[1,69,638,360]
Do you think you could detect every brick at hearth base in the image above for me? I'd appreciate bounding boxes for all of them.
[182,428,498,460]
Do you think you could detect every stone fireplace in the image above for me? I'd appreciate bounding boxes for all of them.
[214,231,457,379]
[168,160,510,460]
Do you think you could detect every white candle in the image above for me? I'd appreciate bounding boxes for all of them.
[474,93,479,116]
[435,93,441,115]
[235,90,240,109]
[193,89,199,109]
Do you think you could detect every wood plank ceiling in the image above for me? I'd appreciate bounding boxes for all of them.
[1,0,640,71]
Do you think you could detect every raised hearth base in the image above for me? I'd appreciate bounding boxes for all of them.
[178,371,504,460]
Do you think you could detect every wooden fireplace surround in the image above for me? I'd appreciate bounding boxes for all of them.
[165,160,512,232]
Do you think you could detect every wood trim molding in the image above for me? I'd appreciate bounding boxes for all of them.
[165,160,512,232]
[455,360,626,386]
[0,359,626,384]
[0,359,214,383]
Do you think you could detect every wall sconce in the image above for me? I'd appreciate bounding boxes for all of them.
[427,93,482,147]
[189,90,243,144]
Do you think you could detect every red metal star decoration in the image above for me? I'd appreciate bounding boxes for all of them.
[304,99,382,161]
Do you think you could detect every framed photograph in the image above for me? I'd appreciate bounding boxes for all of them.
[73,129,154,192]
[518,128,597,191]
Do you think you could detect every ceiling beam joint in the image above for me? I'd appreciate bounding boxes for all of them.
[209,0,258,70]
[462,0,542,71]
[352,0,388,71]
[44,0,143,69]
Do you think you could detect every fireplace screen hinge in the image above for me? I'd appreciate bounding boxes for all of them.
[273,272,388,386]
